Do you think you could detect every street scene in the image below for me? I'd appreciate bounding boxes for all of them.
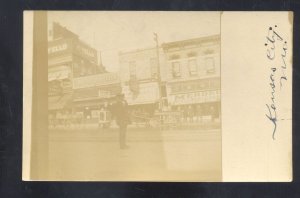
[45,12,221,181]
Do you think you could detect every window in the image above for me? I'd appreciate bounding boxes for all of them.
[171,61,181,78]
[205,57,215,74]
[129,61,136,78]
[188,59,198,76]
[150,58,158,78]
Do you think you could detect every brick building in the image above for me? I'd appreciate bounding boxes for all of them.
[118,47,167,117]
[47,22,106,120]
[162,35,221,122]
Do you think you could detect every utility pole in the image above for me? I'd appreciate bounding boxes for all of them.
[153,32,163,111]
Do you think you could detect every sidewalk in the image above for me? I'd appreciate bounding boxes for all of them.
[49,127,221,143]
[48,127,221,181]
[49,120,221,131]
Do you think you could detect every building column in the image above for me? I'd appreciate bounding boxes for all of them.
[30,11,49,179]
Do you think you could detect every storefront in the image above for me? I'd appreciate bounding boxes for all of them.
[47,23,108,128]
[48,93,73,128]
[47,64,74,127]
[72,72,121,123]
[166,78,221,122]
[72,97,115,119]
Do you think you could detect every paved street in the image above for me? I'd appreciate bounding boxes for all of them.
[48,127,222,181]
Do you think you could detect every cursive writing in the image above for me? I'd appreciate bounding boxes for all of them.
[265,68,277,140]
[264,25,288,140]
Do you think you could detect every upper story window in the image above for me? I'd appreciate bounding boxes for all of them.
[188,59,198,76]
[205,57,215,74]
[150,58,158,78]
[129,61,136,78]
[171,61,181,78]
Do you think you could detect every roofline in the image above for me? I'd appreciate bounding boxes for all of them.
[161,34,220,49]
[119,46,161,55]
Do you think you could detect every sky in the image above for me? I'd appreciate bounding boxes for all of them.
[48,11,220,72]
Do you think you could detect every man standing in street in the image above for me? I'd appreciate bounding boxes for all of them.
[109,93,131,149]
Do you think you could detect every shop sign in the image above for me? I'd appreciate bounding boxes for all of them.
[170,78,220,94]
[169,90,220,105]
[48,43,68,54]
[73,73,120,89]
[48,39,72,57]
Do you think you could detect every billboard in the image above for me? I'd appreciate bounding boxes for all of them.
[48,38,97,63]
[48,38,73,57]
[73,73,120,89]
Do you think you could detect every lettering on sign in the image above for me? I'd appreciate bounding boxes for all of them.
[48,43,68,54]
[170,90,220,105]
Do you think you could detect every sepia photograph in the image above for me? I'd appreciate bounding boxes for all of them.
[0,0,296,195]
[23,11,292,182]
[24,11,221,181]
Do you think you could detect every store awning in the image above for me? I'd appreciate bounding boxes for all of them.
[48,94,72,110]
[48,70,69,81]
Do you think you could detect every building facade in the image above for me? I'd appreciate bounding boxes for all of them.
[47,23,107,124]
[71,73,121,121]
[162,35,221,122]
[118,47,167,117]
[118,35,221,123]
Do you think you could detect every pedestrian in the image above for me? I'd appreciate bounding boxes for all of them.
[109,93,131,149]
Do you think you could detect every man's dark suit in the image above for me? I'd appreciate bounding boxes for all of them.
[110,99,130,149]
